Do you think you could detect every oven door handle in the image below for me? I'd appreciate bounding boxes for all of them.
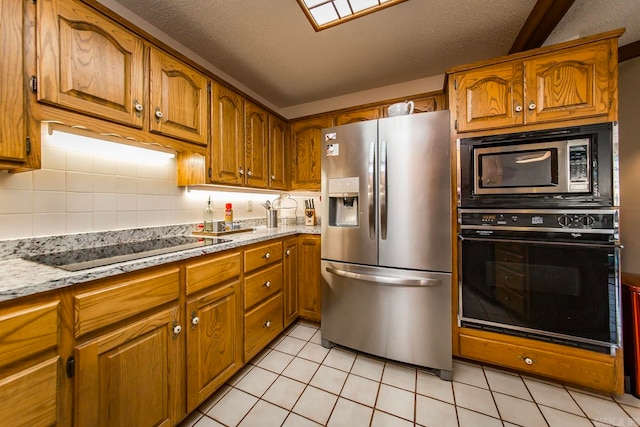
[458,235,622,249]
[326,266,442,287]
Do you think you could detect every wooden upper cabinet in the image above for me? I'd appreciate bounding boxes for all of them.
[37,0,145,128]
[334,107,380,126]
[149,47,209,145]
[0,0,26,163]
[525,42,611,124]
[453,61,524,133]
[290,116,333,190]
[210,82,244,185]
[450,31,620,133]
[244,102,269,187]
[412,94,444,113]
[269,114,288,190]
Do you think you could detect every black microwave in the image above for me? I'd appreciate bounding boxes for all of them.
[457,122,618,208]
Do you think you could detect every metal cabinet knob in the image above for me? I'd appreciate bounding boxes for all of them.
[264,281,271,288]
[264,320,271,328]
[263,252,271,259]
[155,108,163,119]
[286,249,291,256]
[191,315,200,326]
[528,102,536,110]
[247,169,253,177]
[239,167,244,176]
[271,175,276,180]
[514,104,523,113]
[134,100,144,112]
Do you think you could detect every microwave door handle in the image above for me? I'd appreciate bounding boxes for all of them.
[369,141,375,240]
[380,140,387,240]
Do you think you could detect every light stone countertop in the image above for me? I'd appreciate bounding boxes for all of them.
[0,225,320,303]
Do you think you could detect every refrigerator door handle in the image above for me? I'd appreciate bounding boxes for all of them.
[380,140,387,240]
[326,266,442,287]
[368,141,376,240]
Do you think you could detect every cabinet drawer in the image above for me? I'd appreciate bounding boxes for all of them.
[244,241,282,273]
[186,251,241,295]
[0,301,59,367]
[458,330,622,393]
[74,267,179,338]
[244,264,283,309]
[244,293,283,361]
[0,356,59,425]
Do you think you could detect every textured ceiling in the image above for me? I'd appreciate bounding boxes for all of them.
[107,0,639,110]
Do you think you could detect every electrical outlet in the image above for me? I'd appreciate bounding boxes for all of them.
[247,200,252,212]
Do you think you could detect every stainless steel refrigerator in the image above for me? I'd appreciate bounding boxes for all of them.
[320,110,452,380]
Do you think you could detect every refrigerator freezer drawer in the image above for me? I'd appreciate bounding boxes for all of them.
[320,261,452,377]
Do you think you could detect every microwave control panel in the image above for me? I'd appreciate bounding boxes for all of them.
[568,139,590,191]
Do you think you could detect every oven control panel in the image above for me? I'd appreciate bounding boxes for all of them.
[459,210,617,231]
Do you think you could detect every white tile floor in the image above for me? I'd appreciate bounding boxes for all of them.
[179,321,640,427]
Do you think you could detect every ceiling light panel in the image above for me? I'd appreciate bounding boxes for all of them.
[298,0,407,31]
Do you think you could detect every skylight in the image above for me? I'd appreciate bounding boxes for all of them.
[297,0,408,31]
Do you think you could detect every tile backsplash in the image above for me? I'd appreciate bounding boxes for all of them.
[0,127,319,240]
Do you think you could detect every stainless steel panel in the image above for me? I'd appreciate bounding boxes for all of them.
[321,260,452,373]
[378,111,452,272]
[321,120,378,265]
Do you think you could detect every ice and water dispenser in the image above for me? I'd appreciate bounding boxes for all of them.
[328,177,359,227]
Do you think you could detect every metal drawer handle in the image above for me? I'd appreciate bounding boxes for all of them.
[325,266,442,287]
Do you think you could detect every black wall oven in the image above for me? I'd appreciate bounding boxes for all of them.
[458,209,621,353]
[458,122,619,208]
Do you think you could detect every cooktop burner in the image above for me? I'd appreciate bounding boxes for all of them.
[25,236,230,271]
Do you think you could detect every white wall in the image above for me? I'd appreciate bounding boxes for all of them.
[619,56,640,274]
[0,127,283,240]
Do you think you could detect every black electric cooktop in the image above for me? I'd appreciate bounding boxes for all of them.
[25,236,230,271]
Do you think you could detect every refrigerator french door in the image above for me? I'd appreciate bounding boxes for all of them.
[320,111,452,379]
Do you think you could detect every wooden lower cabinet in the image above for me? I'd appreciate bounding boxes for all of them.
[458,328,624,393]
[0,297,62,426]
[0,234,323,426]
[184,251,243,413]
[283,237,299,328]
[298,235,321,322]
[74,304,183,426]
[186,281,242,413]
[0,356,60,426]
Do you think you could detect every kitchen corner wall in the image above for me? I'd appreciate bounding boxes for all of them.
[0,126,307,240]
[619,56,640,275]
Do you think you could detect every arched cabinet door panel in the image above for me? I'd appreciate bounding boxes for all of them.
[37,0,145,128]
[526,42,611,123]
[149,47,209,145]
[454,62,524,133]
